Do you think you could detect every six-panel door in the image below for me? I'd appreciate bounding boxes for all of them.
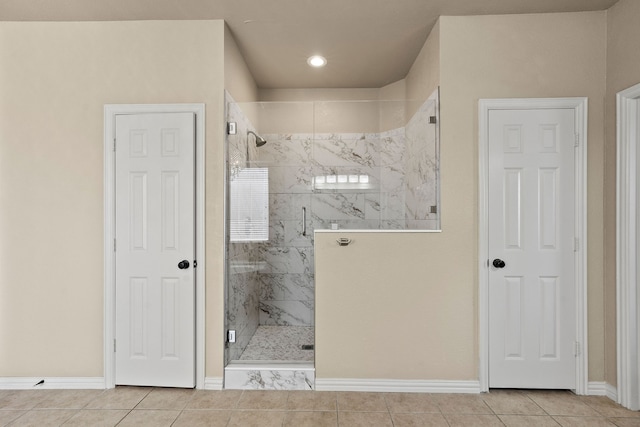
[115,112,196,388]
[488,108,576,389]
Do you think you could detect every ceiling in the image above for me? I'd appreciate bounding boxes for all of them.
[0,0,620,89]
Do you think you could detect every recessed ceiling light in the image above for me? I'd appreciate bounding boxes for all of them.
[307,55,327,68]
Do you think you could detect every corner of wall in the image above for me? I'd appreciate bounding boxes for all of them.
[224,23,259,103]
[405,18,440,118]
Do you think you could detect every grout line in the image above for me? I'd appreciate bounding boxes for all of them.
[1,389,635,426]
[114,386,154,427]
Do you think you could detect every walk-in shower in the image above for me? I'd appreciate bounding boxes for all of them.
[224,90,440,389]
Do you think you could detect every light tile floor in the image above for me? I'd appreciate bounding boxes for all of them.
[0,387,638,426]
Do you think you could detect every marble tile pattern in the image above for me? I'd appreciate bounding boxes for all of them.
[225,96,440,359]
[239,326,314,361]
[225,251,261,362]
[225,92,262,363]
[255,104,437,327]
[1,388,637,426]
[224,368,315,391]
[405,94,440,227]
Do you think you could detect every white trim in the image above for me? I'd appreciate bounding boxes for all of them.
[0,377,105,390]
[607,383,620,401]
[478,97,589,394]
[204,377,224,390]
[617,82,640,410]
[225,362,314,371]
[587,382,618,401]
[314,229,441,234]
[103,104,206,389]
[315,378,480,393]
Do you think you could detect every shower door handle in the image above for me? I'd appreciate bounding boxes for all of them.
[302,207,307,236]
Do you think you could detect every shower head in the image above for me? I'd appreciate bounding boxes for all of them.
[247,130,267,147]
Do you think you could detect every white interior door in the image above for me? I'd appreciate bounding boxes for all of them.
[488,108,576,389]
[115,112,195,388]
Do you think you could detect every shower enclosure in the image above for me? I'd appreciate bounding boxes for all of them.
[224,90,440,389]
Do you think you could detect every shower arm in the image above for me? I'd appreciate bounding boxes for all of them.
[245,136,250,168]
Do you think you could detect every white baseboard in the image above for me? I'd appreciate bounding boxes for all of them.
[587,381,618,400]
[204,377,223,390]
[0,377,105,390]
[315,378,481,393]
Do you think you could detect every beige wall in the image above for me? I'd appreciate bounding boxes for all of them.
[316,11,608,383]
[0,20,227,378]
[259,88,380,102]
[257,87,411,134]
[224,24,258,103]
[258,88,382,134]
[405,20,440,118]
[379,80,407,132]
[316,231,475,380]
[0,7,623,387]
[604,0,640,387]
[439,12,607,381]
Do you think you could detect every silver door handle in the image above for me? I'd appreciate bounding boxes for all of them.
[336,237,351,246]
[302,207,307,236]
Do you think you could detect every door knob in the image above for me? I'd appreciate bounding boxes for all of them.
[178,260,190,269]
[492,258,506,269]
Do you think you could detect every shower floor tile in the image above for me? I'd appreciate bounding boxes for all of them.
[239,326,314,361]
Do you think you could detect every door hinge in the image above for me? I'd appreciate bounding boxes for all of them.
[114,339,116,353]
[227,330,236,343]
[574,237,579,252]
[114,238,116,252]
[227,122,237,135]
[113,138,116,151]
[574,133,580,147]
[574,341,581,357]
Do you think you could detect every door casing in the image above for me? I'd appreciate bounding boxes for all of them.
[478,97,588,393]
[104,104,206,389]
[617,82,640,409]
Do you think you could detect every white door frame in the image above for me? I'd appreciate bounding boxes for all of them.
[103,104,206,389]
[617,82,640,409]
[478,97,588,394]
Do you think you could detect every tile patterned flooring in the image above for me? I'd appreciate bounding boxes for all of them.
[239,326,315,361]
[0,387,638,426]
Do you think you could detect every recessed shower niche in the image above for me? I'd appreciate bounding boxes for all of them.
[223,90,440,390]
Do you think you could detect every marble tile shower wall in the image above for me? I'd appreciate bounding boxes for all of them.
[225,94,261,363]
[225,94,439,359]
[255,133,316,327]
[405,98,439,229]
[254,99,438,328]
[256,126,429,327]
